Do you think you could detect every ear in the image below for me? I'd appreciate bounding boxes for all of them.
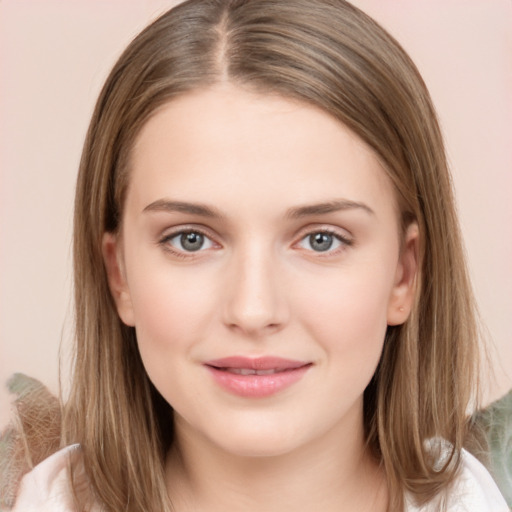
[387,222,419,326]
[102,232,136,326]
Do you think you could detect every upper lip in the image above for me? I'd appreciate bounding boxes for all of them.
[204,356,310,371]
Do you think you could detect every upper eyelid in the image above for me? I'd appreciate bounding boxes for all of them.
[296,232,350,247]
[160,225,217,241]
[294,224,353,241]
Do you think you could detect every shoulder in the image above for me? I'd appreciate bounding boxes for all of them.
[446,448,509,511]
[12,444,99,512]
[407,447,509,512]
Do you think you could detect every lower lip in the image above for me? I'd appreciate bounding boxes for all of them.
[205,365,311,398]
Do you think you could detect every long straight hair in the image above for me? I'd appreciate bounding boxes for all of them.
[68,1,480,510]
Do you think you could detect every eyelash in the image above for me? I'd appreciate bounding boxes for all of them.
[295,229,353,256]
[158,227,353,259]
[159,227,218,259]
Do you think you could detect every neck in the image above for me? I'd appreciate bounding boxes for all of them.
[165,404,388,512]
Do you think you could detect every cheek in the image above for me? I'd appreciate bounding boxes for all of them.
[296,260,394,362]
[127,264,217,362]
[127,267,219,409]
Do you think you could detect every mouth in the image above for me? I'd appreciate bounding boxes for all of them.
[213,367,289,375]
[204,356,312,398]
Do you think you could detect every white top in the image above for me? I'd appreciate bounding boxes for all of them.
[11,445,101,512]
[12,444,508,511]
[405,448,508,511]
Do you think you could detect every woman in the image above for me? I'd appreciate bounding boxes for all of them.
[4,0,508,510]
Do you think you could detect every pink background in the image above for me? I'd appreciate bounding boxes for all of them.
[1,0,511,427]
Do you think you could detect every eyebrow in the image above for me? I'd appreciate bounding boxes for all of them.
[143,199,225,218]
[285,199,374,219]
[142,198,374,219]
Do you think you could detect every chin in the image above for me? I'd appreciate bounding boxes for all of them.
[215,432,304,458]
[200,412,313,458]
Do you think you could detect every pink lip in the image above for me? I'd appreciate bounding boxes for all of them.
[204,356,312,398]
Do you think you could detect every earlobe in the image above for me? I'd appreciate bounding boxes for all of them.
[387,222,419,326]
[102,232,136,326]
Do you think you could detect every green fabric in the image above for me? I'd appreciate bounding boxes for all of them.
[474,389,512,506]
[0,373,62,510]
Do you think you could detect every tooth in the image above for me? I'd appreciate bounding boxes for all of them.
[256,369,277,375]
[229,368,256,375]
[224,368,281,376]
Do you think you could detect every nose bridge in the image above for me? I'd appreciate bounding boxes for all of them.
[223,236,287,335]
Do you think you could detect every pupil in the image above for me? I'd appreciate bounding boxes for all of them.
[310,233,333,252]
[181,232,204,251]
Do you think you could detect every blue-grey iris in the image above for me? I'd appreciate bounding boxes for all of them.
[181,232,204,251]
[309,233,333,252]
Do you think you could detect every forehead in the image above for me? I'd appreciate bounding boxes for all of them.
[126,84,397,220]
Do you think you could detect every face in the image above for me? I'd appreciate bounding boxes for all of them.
[103,84,418,458]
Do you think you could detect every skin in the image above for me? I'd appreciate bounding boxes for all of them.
[103,83,418,511]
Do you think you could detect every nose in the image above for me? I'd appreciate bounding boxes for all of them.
[222,243,289,337]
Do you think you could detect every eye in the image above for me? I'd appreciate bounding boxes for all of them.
[297,231,350,253]
[164,230,215,253]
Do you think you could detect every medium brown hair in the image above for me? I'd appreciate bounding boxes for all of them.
[67,1,480,510]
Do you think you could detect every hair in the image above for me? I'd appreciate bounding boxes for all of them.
[65,1,481,510]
